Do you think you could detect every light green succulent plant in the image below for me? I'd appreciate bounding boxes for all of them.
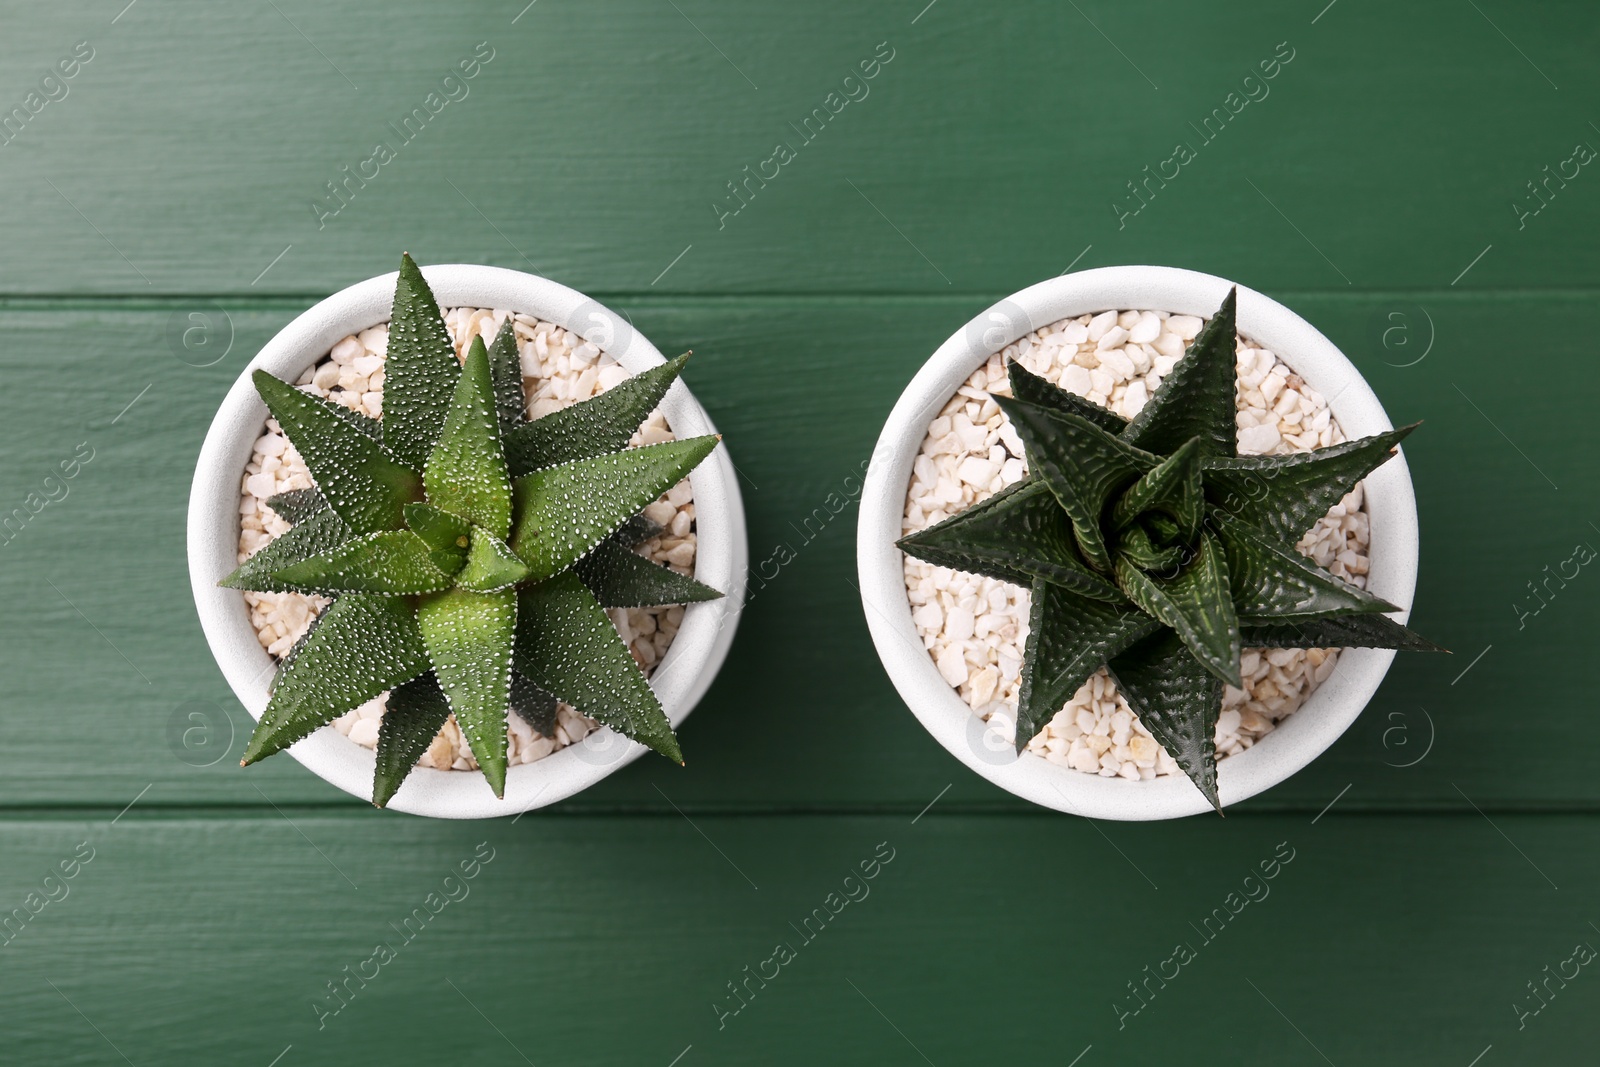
[226,254,722,806]
[898,290,1442,810]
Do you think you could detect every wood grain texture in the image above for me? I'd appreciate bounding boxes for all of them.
[1,1,1595,1059]
[0,295,1591,810]
[0,814,1587,1065]
[0,1,1596,295]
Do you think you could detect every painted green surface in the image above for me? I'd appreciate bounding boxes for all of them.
[0,815,1587,1065]
[0,0,1596,1062]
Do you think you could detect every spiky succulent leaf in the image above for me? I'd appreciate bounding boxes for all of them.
[319,399,384,444]
[1203,424,1418,541]
[513,571,680,762]
[262,384,385,445]
[241,594,429,765]
[1121,288,1239,458]
[1209,510,1399,621]
[383,252,461,468]
[575,539,723,608]
[509,436,719,583]
[253,370,421,534]
[402,501,472,574]
[221,507,353,592]
[1006,358,1129,435]
[897,478,1122,600]
[1111,436,1204,541]
[416,587,515,798]
[1115,535,1242,687]
[277,598,332,675]
[1014,579,1162,751]
[487,319,525,434]
[372,673,453,808]
[1106,631,1224,812]
[264,487,329,524]
[1240,614,1444,651]
[612,512,664,547]
[423,337,513,540]
[503,352,690,476]
[456,526,533,592]
[994,394,1155,572]
[269,530,456,595]
[509,672,559,737]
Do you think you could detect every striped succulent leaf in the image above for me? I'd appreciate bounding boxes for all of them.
[898,290,1442,810]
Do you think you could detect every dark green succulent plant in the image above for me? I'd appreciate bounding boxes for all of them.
[898,290,1442,810]
[226,254,722,806]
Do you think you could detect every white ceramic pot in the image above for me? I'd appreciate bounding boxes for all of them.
[189,265,748,819]
[857,265,1418,820]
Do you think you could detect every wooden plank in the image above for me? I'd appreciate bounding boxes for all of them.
[0,812,1586,1064]
[0,293,1588,811]
[0,1,1596,295]
[1,1,1589,1058]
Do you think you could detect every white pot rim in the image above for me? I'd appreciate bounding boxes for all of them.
[856,265,1418,821]
[187,264,748,819]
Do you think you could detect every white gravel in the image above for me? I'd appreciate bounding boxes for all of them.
[237,307,696,772]
[902,308,1370,782]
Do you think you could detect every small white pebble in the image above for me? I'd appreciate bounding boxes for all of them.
[1237,423,1282,454]
[1128,311,1161,344]
[1167,315,1202,339]
[1096,325,1129,352]
[936,644,968,686]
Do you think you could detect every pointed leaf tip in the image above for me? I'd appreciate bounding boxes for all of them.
[423,338,514,540]
[372,672,453,808]
[417,587,515,799]
[574,538,722,607]
[514,572,681,762]
[221,506,353,593]
[1014,578,1162,750]
[250,371,420,535]
[1107,630,1224,810]
[503,352,693,474]
[241,594,429,765]
[1121,289,1239,459]
[1240,613,1445,653]
[1005,358,1129,435]
[268,530,455,595]
[897,477,1121,601]
[1203,423,1418,541]
[1211,510,1401,620]
[385,254,461,468]
[487,319,526,434]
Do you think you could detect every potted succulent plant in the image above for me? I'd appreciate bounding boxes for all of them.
[857,266,1439,819]
[189,256,747,818]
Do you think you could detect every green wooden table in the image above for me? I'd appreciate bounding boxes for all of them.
[3,1,1596,1062]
